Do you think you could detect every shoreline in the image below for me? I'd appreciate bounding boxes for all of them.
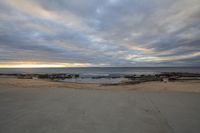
[0,77,200,92]
[1,72,200,81]
[1,72,200,85]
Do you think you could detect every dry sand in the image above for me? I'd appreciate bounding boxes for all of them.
[0,77,200,133]
[0,77,200,92]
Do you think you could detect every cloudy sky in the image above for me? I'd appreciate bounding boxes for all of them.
[0,0,200,67]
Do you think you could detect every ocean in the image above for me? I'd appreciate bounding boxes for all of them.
[0,67,200,75]
[1,67,200,84]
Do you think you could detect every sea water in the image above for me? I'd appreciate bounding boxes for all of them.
[1,67,200,84]
[0,67,200,75]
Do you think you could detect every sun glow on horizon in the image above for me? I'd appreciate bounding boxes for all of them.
[0,62,93,68]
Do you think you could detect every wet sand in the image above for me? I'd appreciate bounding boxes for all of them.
[0,77,200,133]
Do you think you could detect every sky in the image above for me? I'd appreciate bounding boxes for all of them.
[0,0,200,68]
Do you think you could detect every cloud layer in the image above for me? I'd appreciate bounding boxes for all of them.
[0,0,200,67]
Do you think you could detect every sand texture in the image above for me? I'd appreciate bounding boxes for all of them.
[0,77,200,133]
[0,77,200,92]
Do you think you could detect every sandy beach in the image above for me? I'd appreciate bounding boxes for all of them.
[0,77,200,133]
[0,77,200,92]
[1,0,200,132]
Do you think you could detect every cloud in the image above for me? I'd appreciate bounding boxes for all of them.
[0,0,200,67]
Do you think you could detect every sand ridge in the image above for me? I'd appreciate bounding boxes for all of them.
[0,77,200,92]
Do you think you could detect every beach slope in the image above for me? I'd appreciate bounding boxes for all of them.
[0,78,200,133]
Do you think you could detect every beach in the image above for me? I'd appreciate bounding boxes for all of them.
[0,77,200,92]
[1,0,200,132]
[0,77,200,133]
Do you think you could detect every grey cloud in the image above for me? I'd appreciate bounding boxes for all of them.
[0,0,200,66]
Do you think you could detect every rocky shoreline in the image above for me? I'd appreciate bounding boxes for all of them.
[1,72,200,85]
